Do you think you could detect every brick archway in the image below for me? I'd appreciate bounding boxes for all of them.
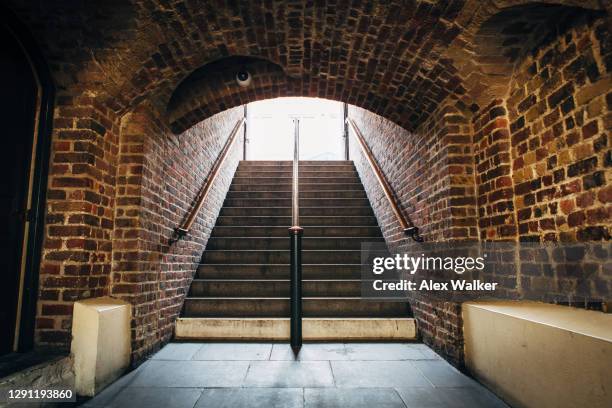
[5,0,609,366]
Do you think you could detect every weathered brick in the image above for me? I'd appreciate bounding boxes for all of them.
[548,83,574,109]
[582,171,605,190]
[567,156,597,177]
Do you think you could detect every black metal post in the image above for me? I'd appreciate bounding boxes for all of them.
[289,118,302,354]
[289,226,303,353]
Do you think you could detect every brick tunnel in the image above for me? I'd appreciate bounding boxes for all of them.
[1,1,610,407]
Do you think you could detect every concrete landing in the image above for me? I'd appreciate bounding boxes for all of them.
[175,317,416,340]
[82,342,508,408]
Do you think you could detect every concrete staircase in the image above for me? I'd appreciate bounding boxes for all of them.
[176,161,415,340]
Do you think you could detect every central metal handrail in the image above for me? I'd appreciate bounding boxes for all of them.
[289,118,303,354]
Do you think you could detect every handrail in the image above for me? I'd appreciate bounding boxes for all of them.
[346,118,424,242]
[173,117,246,241]
[289,118,303,354]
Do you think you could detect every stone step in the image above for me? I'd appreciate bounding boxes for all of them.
[182,298,410,318]
[234,170,359,178]
[201,250,362,264]
[196,264,363,280]
[225,190,367,199]
[175,317,417,340]
[188,279,361,297]
[219,207,375,217]
[237,165,357,173]
[206,237,385,250]
[211,226,382,238]
[229,183,364,192]
[238,160,353,166]
[223,198,371,207]
[231,177,361,185]
[214,216,379,227]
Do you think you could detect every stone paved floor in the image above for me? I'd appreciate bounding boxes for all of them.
[82,343,509,408]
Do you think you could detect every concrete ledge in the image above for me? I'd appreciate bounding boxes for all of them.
[175,317,416,340]
[463,301,612,408]
[0,354,73,390]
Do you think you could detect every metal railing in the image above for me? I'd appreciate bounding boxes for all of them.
[173,118,246,241]
[289,118,303,353]
[346,118,424,242]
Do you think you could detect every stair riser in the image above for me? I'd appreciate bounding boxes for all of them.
[219,207,374,217]
[226,191,367,199]
[239,160,354,167]
[201,251,362,264]
[183,299,410,318]
[236,167,357,174]
[214,217,378,227]
[234,171,359,178]
[212,226,382,237]
[175,318,417,341]
[229,183,364,192]
[224,198,371,207]
[206,237,384,250]
[197,264,362,280]
[232,177,361,184]
[189,281,361,297]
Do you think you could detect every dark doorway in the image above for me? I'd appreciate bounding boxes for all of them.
[0,16,53,355]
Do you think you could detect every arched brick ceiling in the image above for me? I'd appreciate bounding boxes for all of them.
[465,4,605,108]
[8,0,607,133]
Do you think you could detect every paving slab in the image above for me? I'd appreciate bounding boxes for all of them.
[344,343,427,360]
[108,387,203,408]
[244,361,334,387]
[411,360,476,387]
[129,360,250,388]
[396,386,510,408]
[270,343,350,361]
[331,361,430,387]
[192,342,272,360]
[150,343,203,360]
[196,388,303,408]
[305,388,406,408]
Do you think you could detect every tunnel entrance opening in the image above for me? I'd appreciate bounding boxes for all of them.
[246,97,345,161]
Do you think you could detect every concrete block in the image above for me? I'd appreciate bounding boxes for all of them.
[71,297,131,396]
[463,301,612,408]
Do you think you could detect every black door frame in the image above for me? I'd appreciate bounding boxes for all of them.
[2,7,55,352]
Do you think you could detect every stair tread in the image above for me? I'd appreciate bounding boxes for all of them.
[191,279,361,282]
[186,297,378,300]
[178,317,415,320]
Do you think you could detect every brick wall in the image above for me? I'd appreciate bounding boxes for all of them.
[37,96,119,346]
[506,13,610,243]
[473,101,518,241]
[348,103,477,367]
[111,105,243,362]
[472,12,611,305]
[37,101,243,361]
